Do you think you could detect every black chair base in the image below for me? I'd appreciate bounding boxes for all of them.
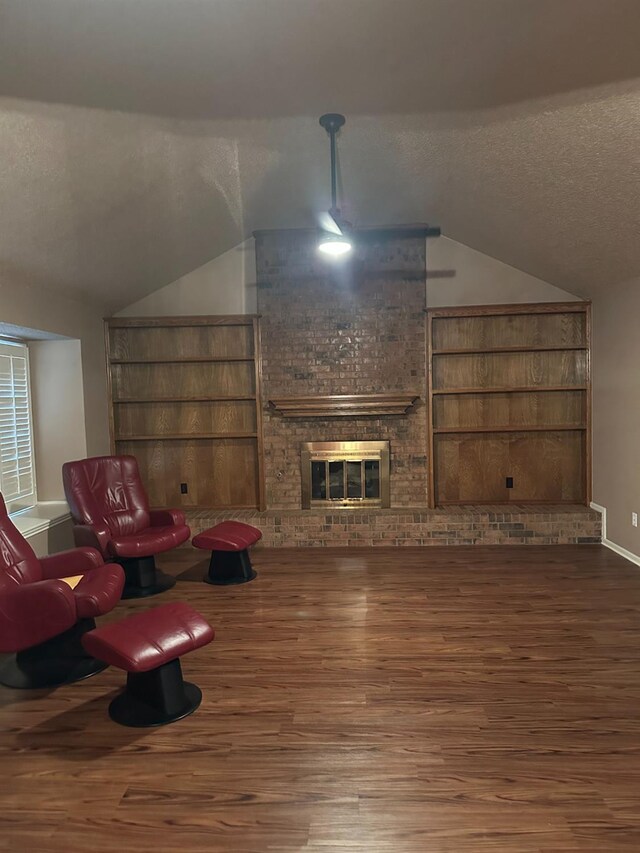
[119,556,176,599]
[204,548,257,586]
[0,618,108,689]
[108,658,202,727]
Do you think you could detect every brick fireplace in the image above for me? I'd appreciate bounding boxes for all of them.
[256,228,428,510]
[185,227,601,547]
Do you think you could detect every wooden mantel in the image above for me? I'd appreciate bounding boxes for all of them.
[268,394,420,418]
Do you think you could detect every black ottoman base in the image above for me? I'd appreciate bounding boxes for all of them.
[118,556,176,599]
[204,548,257,585]
[109,658,202,727]
[0,618,108,689]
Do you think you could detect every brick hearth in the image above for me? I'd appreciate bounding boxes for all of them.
[186,506,601,548]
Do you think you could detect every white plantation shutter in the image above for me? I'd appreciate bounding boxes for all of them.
[0,341,36,512]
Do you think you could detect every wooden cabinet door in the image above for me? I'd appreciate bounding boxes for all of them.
[434,431,586,504]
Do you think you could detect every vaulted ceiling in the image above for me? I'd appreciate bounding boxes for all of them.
[1,0,639,312]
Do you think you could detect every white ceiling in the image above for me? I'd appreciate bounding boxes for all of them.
[1,0,639,312]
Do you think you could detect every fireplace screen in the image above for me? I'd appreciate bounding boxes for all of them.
[301,441,390,509]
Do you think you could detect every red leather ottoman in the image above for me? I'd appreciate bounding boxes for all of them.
[82,603,214,727]
[192,521,262,586]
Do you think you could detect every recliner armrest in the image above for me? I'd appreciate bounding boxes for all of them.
[149,508,186,527]
[0,580,77,653]
[40,547,105,580]
[72,523,112,557]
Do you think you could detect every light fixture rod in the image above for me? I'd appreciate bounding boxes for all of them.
[329,126,337,211]
[319,113,346,216]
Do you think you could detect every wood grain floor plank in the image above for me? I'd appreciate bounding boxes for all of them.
[1,545,640,851]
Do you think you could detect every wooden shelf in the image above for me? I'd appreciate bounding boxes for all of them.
[107,315,258,328]
[109,356,254,364]
[432,385,587,395]
[269,393,420,418]
[115,432,258,441]
[113,396,256,403]
[427,301,588,318]
[432,344,588,355]
[426,302,591,508]
[106,315,266,510]
[433,425,586,434]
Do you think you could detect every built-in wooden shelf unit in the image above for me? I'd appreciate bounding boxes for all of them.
[426,302,591,507]
[105,315,265,510]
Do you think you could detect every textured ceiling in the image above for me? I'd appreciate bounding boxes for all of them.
[0,1,639,312]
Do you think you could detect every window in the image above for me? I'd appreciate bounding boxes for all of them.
[0,341,36,513]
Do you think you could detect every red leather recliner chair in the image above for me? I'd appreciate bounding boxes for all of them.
[0,494,124,689]
[62,455,190,599]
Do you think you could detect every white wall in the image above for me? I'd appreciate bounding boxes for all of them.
[28,522,76,558]
[427,236,580,306]
[592,277,640,561]
[117,238,257,316]
[0,278,110,458]
[0,277,110,555]
[116,234,580,319]
[29,339,87,501]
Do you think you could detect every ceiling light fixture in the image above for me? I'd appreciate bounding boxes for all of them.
[317,232,353,257]
[317,113,352,258]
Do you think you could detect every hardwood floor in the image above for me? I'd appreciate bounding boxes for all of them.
[2,545,640,851]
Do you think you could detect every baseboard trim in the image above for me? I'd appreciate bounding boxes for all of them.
[602,537,640,568]
[590,501,640,567]
[590,502,606,538]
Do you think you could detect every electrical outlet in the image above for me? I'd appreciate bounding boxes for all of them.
[632,512,638,528]
[180,482,188,494]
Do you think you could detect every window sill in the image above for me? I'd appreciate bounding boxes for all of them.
[11,502,72,539]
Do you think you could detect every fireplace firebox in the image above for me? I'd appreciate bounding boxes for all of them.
[301,441,390,509]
